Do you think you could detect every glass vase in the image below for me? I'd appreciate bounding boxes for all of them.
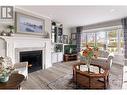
[0,76,9,82]
[86,58,91,73]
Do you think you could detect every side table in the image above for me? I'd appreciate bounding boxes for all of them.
[0,73,25,89]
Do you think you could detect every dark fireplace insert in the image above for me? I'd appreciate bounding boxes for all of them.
[20,50,42,73]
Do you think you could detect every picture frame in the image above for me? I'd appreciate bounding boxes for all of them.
[71,33,76,40]
[63,35,68,44]
[15,12,45,35]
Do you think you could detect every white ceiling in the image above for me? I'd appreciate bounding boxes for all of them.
[16,6,127,28]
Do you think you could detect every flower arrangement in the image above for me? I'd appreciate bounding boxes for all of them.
[0,57,14,82]
[81,45,99,59]
[79,45,99,72]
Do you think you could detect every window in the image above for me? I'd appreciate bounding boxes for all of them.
[120,30,124,53]
[81,33,86,47]
[81,26,124,54]
[107,30,118,53]
[87,32,95,47]
[96,32,106,50]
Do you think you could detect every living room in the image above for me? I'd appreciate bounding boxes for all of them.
[0,5,127,90]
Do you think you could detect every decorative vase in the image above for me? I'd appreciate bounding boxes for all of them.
[8,31,14,36]
[0,76,9,82]
[1,31,7,36]
[86,58,91,73]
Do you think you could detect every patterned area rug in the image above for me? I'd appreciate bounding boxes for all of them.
[47,73,122,89]
[21,61,123,89]
[48,65,123,89]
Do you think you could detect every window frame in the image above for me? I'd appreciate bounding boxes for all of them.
[80,26,124,54]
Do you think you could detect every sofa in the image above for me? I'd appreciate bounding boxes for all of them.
[79,50,114,70]
[91,50,114,70]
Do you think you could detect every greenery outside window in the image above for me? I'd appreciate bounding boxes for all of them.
[81,33,86,48]
[81,26,124,54]
[87,32,95,47]
[96,31,106,50]
[107,29,118,53]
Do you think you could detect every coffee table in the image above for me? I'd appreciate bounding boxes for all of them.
[0,73,25,89]
[73,62,109,89]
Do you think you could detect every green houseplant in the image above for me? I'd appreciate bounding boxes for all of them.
[7,25,15,36]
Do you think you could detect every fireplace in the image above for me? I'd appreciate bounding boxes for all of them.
[20,50,43,73]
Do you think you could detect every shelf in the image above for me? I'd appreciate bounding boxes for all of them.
[51,21,63,44]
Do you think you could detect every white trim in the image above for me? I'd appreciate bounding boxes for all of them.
[82,25,122,33]
[81,26,124,54]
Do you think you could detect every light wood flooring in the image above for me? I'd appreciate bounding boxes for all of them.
[21,61,123,89]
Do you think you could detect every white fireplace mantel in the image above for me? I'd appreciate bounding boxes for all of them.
[0,35,52,69]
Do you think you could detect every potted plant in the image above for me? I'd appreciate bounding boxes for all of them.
[7,25,15,36]
[79,45,99,72]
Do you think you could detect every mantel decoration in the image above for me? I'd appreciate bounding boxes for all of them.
[0,57,14,82]
[16,12,45,36]
[7,25,15,36]
[79,45,99,72]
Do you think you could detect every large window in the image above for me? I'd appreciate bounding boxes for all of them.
[81,26,124,54]
[107,29,118,53]
[87,33,95,47]
[81,33,86,47]
[120,30,124,53]
[96,31,106,50]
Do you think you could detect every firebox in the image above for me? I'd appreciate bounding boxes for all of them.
[20,50,42,73]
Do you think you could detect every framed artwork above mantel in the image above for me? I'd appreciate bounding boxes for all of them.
[15,12,45,35]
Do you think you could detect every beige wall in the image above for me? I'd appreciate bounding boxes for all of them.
[0,7,52,38]
[0,7,52,68]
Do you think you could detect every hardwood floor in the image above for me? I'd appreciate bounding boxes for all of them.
[21,61,123,89]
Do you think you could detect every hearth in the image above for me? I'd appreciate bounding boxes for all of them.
[20,50,42,73]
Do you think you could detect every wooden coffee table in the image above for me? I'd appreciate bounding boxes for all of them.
[0,73,25,89]
[73,62,109,89]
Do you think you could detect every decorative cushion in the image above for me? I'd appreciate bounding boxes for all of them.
[98,50,109,58]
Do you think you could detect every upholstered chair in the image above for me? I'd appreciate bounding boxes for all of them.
[91,50,114,70]
[79,50,114,70]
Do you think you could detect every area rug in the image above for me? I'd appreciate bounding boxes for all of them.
[47,74,76,89]
[47,73,122,89]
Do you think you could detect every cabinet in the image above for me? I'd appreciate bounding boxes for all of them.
[51,21,64,64]
[51,22,63,43]
[64,54,77,62]
[57,52,63,62]
[51,52,63,64]
[52,53,58,63]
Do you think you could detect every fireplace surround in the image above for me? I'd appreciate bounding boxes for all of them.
[0,36,52,70]
[20,50,43,73]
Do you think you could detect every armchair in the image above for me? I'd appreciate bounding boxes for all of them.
[91,50,114,70]
[79,50,114,70]
[14,62,28,79]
